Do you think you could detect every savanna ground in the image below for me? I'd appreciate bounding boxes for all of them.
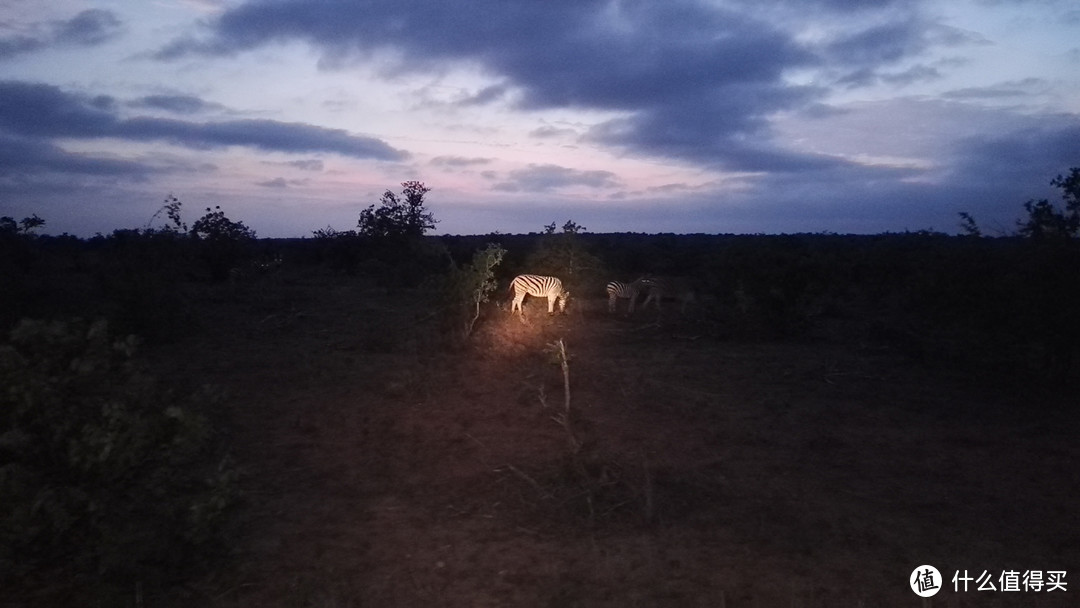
[130,268,1079,608]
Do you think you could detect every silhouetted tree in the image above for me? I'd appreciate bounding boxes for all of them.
[1017,167,1080,240]
[189,205,256,282]
[357,181,437,238]
[191,206,256,242]
[0,214,44,236]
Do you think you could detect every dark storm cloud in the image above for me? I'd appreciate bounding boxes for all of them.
[0,81,407,161]
[0,10,122,61]
[493,164,619,193]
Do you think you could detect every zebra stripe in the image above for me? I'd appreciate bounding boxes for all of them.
[606,280,636,313]
[510,274,569,314]
[629,276,696,313]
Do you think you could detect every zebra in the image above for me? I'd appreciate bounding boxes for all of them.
[629,276,696,313]
[606,280,636,313]
[509,274,569,314]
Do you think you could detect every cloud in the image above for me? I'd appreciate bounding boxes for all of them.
[0,80,408,160]
[281,159,324,171]
[0,35,44,61]
[0,81,118,137]
[530,125,578,139]
[824,19,929,66]
[0,133,151,177]
[155,0,822,171]
[492,164,619,193]
[114,117,408,159]
[942,78,1046,100]
[0,10,123,61]
[257,177,288,188]
[130,94,223,115]
[160,0,1004,173]
[430,155,492,167]
[257,177,310,188]
[454,84,508,107]
[52,9,123,46]
[586,83,844,172]
[950,120,1080,187]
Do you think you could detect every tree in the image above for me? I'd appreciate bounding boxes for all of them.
[0,214,44,237]
[358,181,437,238]
[189,206,256,282]
[190,206,256,242]
[1017,167,1080,240]
[527,219,604,283]
[146,194,188,234]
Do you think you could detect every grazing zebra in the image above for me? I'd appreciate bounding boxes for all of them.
[606,280,636,313]
[509,274,569,314]
[629,276,696,313]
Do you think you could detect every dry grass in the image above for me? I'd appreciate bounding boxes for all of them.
[139,271,1078,608]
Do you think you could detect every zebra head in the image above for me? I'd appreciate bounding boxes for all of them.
[557,288,569,313]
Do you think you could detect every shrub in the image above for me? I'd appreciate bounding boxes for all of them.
[438,243,507,340]
[0,318,239,594]
[525,220,605,296]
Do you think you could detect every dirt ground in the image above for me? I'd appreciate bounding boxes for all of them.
[149,272,1079,607]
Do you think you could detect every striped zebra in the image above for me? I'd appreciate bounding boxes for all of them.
[606,280,636,313]
[509,274,570,314]
[629,276,696,313]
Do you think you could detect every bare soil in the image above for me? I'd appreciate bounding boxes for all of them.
[151,272,1079,607]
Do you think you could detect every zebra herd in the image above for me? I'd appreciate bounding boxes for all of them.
[508,274,695,315]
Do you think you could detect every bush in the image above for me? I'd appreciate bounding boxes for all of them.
[437,243,507,340]
[0,318,239,595]
[525,220,605,296]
